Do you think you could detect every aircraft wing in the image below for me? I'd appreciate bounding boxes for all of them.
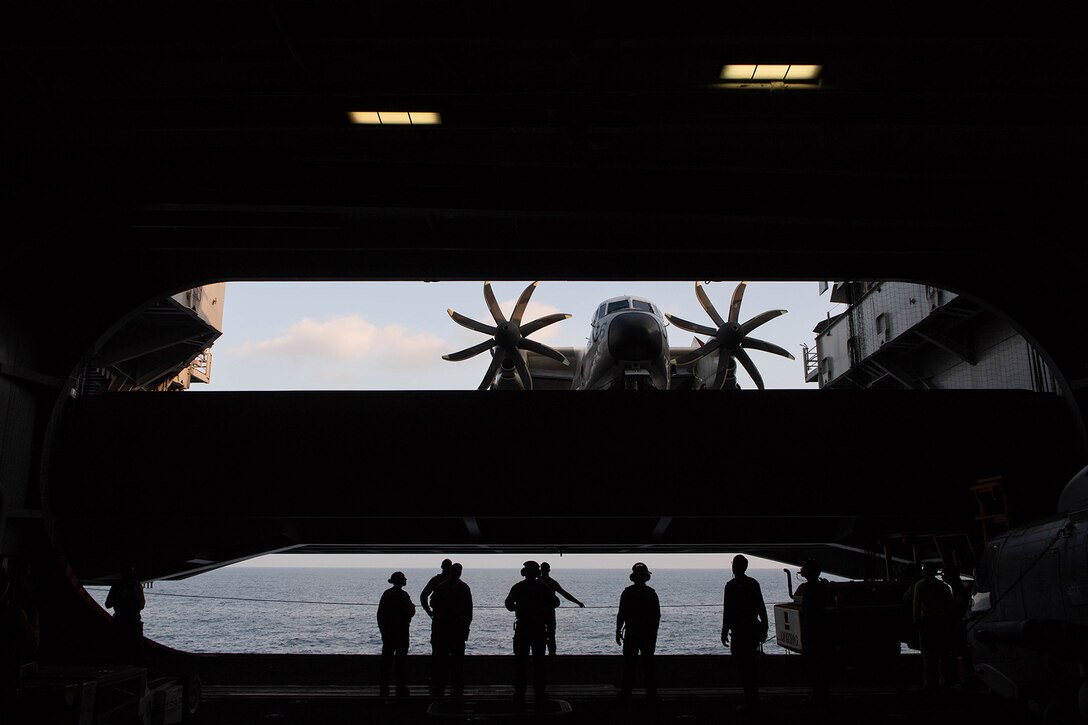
[522,347,580,390]
[667,340,725,390]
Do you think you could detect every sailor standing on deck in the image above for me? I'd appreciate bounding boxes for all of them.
[721,555,768,714]
[505,561,559,704]
[105,566,145,664]
[377,571,415,697]
[616,562,660,701]
[420,559,452,620]
[798,559,830,706]
[539,562,584,658]
[912,561,953,691]
[429,563,472,697]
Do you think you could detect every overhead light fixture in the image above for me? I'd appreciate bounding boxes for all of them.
[348,111,442,125]
[718,64,822,87]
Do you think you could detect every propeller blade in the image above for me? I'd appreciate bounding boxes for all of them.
[695,282,726,327]
[739,309,787,336]
[443,339,496,362]
[674,338,720,366]
[512,351,534,391]
[519,313,571,337]
[743,337,796,360]
[510,281,538,325]
[482,281,506,325]
[665,314,717,337]
[478,352,503,391]
[728,281,748,324]
[448,309,497,336]
[518,338,569,365]
[735,347,765,390]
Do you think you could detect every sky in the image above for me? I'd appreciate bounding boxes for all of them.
[196,280,845,571]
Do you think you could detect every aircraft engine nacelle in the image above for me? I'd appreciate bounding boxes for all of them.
[973,618,1088,662]
[967,464,1088,718]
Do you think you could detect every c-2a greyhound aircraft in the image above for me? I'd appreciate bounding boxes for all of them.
[443,281,794,390]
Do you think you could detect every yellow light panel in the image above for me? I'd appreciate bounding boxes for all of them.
[752,64,791,81]
[379,111,412,125]
[409,112,442,125]
[784,65,822,81]
[348,111,381,124]
[718,64,822,85]
[720,64,756,80]
[349,111,443,125]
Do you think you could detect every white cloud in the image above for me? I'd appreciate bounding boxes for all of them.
[237,316,448,368]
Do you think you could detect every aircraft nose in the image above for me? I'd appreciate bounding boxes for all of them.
[608,312,664,361]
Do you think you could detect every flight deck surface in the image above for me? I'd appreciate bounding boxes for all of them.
[197,681,1028,724]
[170,653,1035,724]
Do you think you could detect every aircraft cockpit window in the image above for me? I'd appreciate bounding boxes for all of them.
[632,300,654,313]
[607,300,630,315]
[595,303,608,321]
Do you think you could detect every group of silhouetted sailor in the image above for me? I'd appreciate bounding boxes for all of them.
[409,558,586,701]
[378,559,475,698]
[504,560,557,702]
[372,556,792,710]
[379,556,838,713]
[901,559,971,694]
[91,556,853,712]
[374,558,631,702]
[722,555,837,714]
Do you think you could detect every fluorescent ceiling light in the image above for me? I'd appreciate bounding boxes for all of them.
[785,65,821,81]
[719,64,822,85]
[408,112,442,125]
[348,111,443,125]
[752,64,792,81]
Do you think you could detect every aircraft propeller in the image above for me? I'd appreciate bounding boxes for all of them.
[666,281,794,390]
[443,281,571,390]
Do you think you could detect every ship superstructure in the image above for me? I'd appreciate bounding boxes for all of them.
[79,284,226,394]
[804,281,1056,393]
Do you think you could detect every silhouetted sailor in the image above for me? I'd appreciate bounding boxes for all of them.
[505,561,559,703]
[941,563,970,682]
[105,566,145,664]
[798,559,830,706]
[539,561,584,658]
[912,561,953,691]
[616,562,660,700]
[377,571,416,697]
[900,561,923,649]
[420,558,452,619]
[721,555,768,713]
[1,565,39,705]
[429,563,472,697]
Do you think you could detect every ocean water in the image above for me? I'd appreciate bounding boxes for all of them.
[84,567,808,656]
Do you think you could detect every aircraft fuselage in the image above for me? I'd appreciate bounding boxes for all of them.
[571,296,671,390]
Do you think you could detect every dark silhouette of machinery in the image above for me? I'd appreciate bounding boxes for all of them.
[969,465,1088,721]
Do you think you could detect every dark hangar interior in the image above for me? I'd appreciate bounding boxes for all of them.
[3,2,1087,658]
